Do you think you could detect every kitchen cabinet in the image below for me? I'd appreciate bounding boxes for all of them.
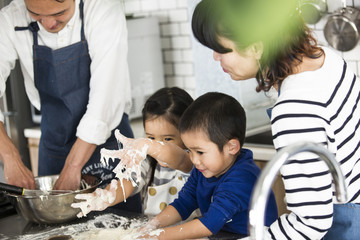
[24,127,41,177]
[244,143,289,216]
[254,159,289,216]
[27,138,40,177]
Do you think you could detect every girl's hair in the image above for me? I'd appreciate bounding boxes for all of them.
[142,87,194,128]
[142,87,194,184]
[192,0,324,92]
[179,92,246,152]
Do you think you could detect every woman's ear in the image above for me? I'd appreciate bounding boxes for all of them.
[227,139,241,155]
[250,41,264,60]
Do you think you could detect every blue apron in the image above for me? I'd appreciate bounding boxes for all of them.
[323,203,360,240]
[15,0,141,213]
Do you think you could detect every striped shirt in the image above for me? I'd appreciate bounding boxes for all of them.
[266,47,360,239]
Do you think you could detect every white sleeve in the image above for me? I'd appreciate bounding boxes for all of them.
[0,7,19,123]
[76,0,131,145]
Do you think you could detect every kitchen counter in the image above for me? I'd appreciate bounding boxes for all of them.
[23,118,144,140]
[23,126,41,139]
[0,210,247,240]
[0,209,144,240]
[24,126,276,162]
[243,143,275,161]
[244,130,276,161]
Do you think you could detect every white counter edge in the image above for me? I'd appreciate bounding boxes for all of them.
[244,143,276,162]
[24,127,41,139]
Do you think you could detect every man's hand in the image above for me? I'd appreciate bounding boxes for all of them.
[0,122,35,189]
[4,157,35,189]
[71,179,118,217]
[53,138,97,190]
[53,164,81,190]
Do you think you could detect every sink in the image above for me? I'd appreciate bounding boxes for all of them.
[245,130,273,146]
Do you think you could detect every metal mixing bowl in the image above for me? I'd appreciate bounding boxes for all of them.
[8,174,101,224]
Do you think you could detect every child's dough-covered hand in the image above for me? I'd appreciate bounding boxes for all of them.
[137,218,163,240]
[101,130,151,168]
[142,217,161,232]
[71,179,118,218]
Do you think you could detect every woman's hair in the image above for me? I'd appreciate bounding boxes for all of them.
[192,0,324,92]
[142,87,194,129]
[179,92,246,152]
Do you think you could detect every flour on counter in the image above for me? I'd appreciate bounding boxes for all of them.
[15,213,160,240]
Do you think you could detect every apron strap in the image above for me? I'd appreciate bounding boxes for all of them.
[79,0,85,41]
[14,22,40,45]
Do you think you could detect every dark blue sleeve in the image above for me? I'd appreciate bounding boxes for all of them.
[170,169,199,220]
[199,165,260,234]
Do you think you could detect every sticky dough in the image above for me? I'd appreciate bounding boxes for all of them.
[100,145,148,202]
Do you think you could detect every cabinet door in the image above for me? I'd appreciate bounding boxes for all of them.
[254,160,289,216]
[28,138,40,177]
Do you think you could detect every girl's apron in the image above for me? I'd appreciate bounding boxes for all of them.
[143,169,187,216]
[15,0,141,213]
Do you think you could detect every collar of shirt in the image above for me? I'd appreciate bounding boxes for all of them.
[35,0,80,49]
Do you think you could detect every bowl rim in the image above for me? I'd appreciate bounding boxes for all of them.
[6,174,102,199]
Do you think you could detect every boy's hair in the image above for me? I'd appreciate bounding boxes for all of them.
[142,87,194,129]
[179,92,246,151]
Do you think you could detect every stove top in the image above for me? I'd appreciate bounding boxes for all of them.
[0,193,16,219]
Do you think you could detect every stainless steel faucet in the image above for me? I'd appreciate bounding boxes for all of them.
[248,142,348,240]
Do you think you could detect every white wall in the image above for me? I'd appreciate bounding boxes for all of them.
[125,0,360,134]
[124,0,196,99]
[124,0,360,95]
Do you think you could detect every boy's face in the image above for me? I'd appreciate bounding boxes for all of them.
[181,130,236,178]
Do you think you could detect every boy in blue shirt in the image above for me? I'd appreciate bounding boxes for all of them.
[143,92,278,239]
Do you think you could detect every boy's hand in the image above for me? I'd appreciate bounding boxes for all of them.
[134,217,163,239]
[71,179,118,217]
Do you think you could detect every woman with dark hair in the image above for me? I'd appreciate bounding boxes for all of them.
[192,0,360,239]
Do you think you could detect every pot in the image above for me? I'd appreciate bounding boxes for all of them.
[324,4,360,51]
[300,0,327,24]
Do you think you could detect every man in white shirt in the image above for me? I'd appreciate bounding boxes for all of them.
[0,0,141,212]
